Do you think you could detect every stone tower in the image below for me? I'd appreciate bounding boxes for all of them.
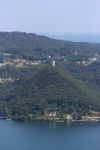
[52,60,55,67]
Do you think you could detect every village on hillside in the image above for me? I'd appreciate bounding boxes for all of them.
[0,58,42,68]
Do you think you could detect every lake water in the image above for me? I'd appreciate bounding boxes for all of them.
[0,120,100,150]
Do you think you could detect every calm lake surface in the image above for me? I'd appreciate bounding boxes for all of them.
[0,120,100,150]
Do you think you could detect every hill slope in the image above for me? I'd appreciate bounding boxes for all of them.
[0,65,98,119]
[0,32,67,50]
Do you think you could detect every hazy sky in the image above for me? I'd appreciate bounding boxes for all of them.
[0,0,100,33]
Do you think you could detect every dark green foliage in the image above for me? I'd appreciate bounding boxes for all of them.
[0,65,99,119]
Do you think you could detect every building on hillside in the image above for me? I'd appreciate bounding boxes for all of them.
[63,114,73,121]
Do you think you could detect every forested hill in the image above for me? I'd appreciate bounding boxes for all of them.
[0,32,100,56]
[0,65,100,120]
[0,32,67,51]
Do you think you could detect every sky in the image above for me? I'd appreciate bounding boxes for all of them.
[0,0,100,33]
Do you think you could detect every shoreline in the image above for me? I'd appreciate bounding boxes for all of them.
[1,117,100,123]
[0,115,100,123]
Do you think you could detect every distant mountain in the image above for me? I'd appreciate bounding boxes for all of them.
[39,33,100,43]
[0,31,67,51]
[0,32,100,60]
[0,32,100,51]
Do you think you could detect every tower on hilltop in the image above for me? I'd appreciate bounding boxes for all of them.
[52,60,55,67]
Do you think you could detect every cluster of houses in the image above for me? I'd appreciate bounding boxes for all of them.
[0,77,14,83]
[77,53,100,66]
[13,59,42,67]
[45,108,100,122]
[45,109,60,121]
[82,111,100,122]
[47,53,100,67]
[45,109,73,122]
[82,115,100,122]
[77,57,99,66]
[0,59,42,68]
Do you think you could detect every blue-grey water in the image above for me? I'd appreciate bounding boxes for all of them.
[0,120,100,150]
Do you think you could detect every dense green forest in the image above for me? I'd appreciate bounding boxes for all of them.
[0,65,100,120]
[0,32,100,120]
